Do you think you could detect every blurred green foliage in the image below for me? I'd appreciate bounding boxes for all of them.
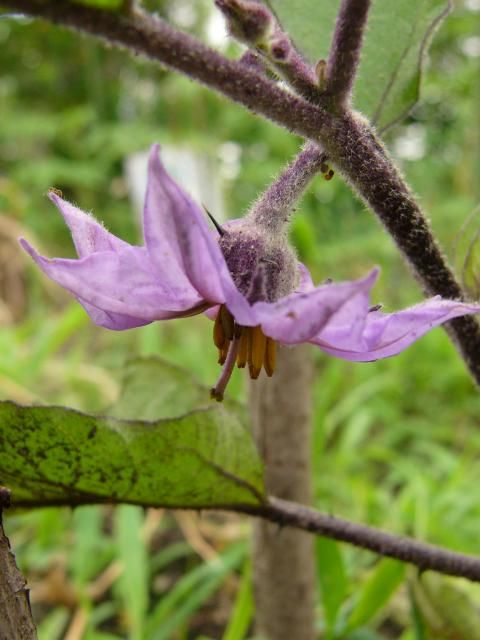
[1,0,480,638]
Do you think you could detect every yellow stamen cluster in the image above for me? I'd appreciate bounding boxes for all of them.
[213,305,276,379]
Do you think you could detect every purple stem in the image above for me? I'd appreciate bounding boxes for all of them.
[239,49,268,74]
[266,36,320,102]
[248,142,326,232]
[216,0,321,102]
[240,496,480,583]
[325,0,372,106]
[4,0,332,137]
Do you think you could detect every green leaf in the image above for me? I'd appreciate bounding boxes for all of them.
[345,558,405,630]
[315,537,348,632]
[346,630,385,640]
[37,608,70,640]
[109,357,239,421]
[407,583,427,640]
[267,0,451,130]
[150,541,193,573]
[0,358,264,509]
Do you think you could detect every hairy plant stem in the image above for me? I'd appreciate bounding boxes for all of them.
[6,0,480,384]
[325,0,372,106]
[216,0,321,102]
[247,142,325,232]
[0,488,38,640]
[325,112,480,380]
[249,346,316,640]
[3,0,331,136]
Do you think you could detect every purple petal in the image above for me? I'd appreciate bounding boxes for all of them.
[20,239,207,325]
[296,263,315,293]
[143,145,226,303]
[312,297,480,361]
[48,192,129,257]
[204,264,319,325]
[77,300,154,330]
[196,226,257,325]
[256,269,379,343]
[204,305,221,321]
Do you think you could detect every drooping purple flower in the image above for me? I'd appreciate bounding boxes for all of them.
[21,145,480,400]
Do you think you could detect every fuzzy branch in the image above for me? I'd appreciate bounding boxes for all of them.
[1,0,331,138]
[215,0,320,103]
[248,142,326,232]
[9,491,480,583]
[4,0,480,385]
[325,0,372,105]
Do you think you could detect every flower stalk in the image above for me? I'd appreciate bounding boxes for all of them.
[247,142,326,233]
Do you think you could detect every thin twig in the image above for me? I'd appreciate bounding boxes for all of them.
[9,492,480,582]
[325,0,372,106]
[239,496,480,582]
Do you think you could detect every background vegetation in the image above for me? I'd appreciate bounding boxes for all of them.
[1,0,480,637]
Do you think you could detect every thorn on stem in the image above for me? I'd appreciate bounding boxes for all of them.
[203,205,225,236]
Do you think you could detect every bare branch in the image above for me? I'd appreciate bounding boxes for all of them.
[325,0,372,106]
[239,496,480,583]
[9,491,480,583]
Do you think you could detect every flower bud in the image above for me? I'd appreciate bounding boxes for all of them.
[215,0,273,46]
[268,35,291,62]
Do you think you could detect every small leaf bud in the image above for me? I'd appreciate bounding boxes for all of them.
[215,0,273,46]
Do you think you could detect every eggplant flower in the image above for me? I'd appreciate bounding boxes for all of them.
[21,145,480,400]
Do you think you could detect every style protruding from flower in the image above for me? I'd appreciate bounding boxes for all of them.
[21,145,480,401]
